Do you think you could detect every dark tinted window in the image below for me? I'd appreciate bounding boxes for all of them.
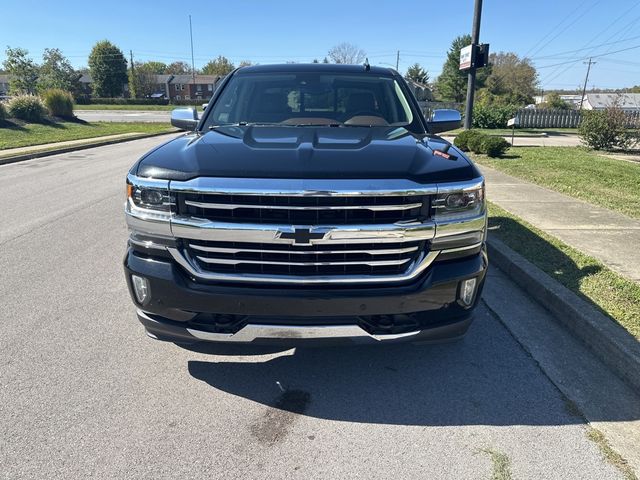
[205,72,414,127]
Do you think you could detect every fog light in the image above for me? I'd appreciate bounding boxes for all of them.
[131,275,149,304]
[460,278,477,307]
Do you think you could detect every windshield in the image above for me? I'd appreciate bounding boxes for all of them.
[204,72,415,128]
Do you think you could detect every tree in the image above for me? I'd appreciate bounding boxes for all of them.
[238,60,252,67]
[482,52,538,105]
[165,61,192,74]
[405,63,429,84]
[3,47,39,95]
[141,61,168,75]
[630,85,640,93]
[38,48,81,94]
[88,40,128,97]
[541,92,570,110]
[328,43,366,64]
[434,35,471,102]
[201,56,234,75]
[129,61,166,98]
[322,57,330,64]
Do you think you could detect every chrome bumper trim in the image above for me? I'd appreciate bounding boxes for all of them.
[167,247,440,284]
[187,323,422,342]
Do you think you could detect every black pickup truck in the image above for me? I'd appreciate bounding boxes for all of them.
[124,63,487,345]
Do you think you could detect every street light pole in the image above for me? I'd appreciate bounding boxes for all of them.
[463,0,483,130]
[189,15,196,86]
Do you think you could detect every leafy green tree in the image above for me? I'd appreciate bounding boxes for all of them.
[405,63,429,84]
[483,52,538,105]
[165,61,192,74]
[88,40,128,97]
[629,85,640,93]
[3,47,39,95]
[238,60,252,67]
[142,61,168,74]
[38,48,81,94]
[542,92,570,109]
[201,56,235,75]
[435,35,472,102]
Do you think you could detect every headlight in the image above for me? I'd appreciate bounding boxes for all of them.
[126,178,174,214]
[433,183,485,221]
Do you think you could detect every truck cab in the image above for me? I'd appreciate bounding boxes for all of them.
[124,63,487,345]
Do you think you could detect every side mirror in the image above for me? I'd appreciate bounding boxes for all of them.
[171,107,198,130]
[427,109,462,134]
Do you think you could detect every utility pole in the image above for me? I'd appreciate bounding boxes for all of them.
[396,50,400,71]
[463,0,483,130]
[579,58,595,110]
[189,15,196,86]
[129,50,136,98]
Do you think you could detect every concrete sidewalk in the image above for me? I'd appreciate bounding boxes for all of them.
[442,133,581,147]
[481,164,640,283]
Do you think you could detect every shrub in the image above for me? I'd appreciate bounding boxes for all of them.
[42,89,75,118]
[7,95,47,122]
[453,129,483,151]
[472,104,519,129]
[0,102,6,122]
[480,136,510,157]
[579,108,637,150]
[467,132,487,153]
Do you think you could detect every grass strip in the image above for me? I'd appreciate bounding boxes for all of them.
[481,448,513,480]
[586,427,638,480]
[0,121,174,150]
[474,147,640,219]
[488,202,640,339]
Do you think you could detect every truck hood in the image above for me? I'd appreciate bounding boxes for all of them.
[134,126,479,182]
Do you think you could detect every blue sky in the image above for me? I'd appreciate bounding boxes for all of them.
[2,0,639,90]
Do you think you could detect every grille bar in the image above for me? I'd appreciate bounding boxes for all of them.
[195,256,412,267]
[188,243,419,255]
[184,200,423,211]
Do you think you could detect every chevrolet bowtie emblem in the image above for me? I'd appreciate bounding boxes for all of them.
[279,228,326,245]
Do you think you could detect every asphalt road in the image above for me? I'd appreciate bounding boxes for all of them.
[75,109,171,123]
[0,137,631,479]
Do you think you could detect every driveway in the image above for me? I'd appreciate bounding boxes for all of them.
[0,137,635,479]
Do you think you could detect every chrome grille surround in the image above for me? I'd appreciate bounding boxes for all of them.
[125,175,486,285]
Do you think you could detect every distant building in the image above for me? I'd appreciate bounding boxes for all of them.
[582,93,640,111]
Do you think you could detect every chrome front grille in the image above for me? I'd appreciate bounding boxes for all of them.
[184,239,425,277]
[177,193,428,225]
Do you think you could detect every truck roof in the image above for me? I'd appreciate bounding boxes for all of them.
[236,63,396,76]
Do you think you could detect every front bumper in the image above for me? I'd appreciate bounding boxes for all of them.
[124,246,488,345]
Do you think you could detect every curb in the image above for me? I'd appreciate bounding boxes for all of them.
[487,236,640,395]
[0,130,179,166]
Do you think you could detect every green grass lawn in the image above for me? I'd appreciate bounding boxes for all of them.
[447,127,578,136]
[472,147,640,220]
[489,202,640,340]
[75,104,200,111]
[0,120,175,150]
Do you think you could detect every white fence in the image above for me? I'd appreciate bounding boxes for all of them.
[515,109,640,128]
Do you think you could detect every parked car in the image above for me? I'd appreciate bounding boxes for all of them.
[124,63,487,345]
